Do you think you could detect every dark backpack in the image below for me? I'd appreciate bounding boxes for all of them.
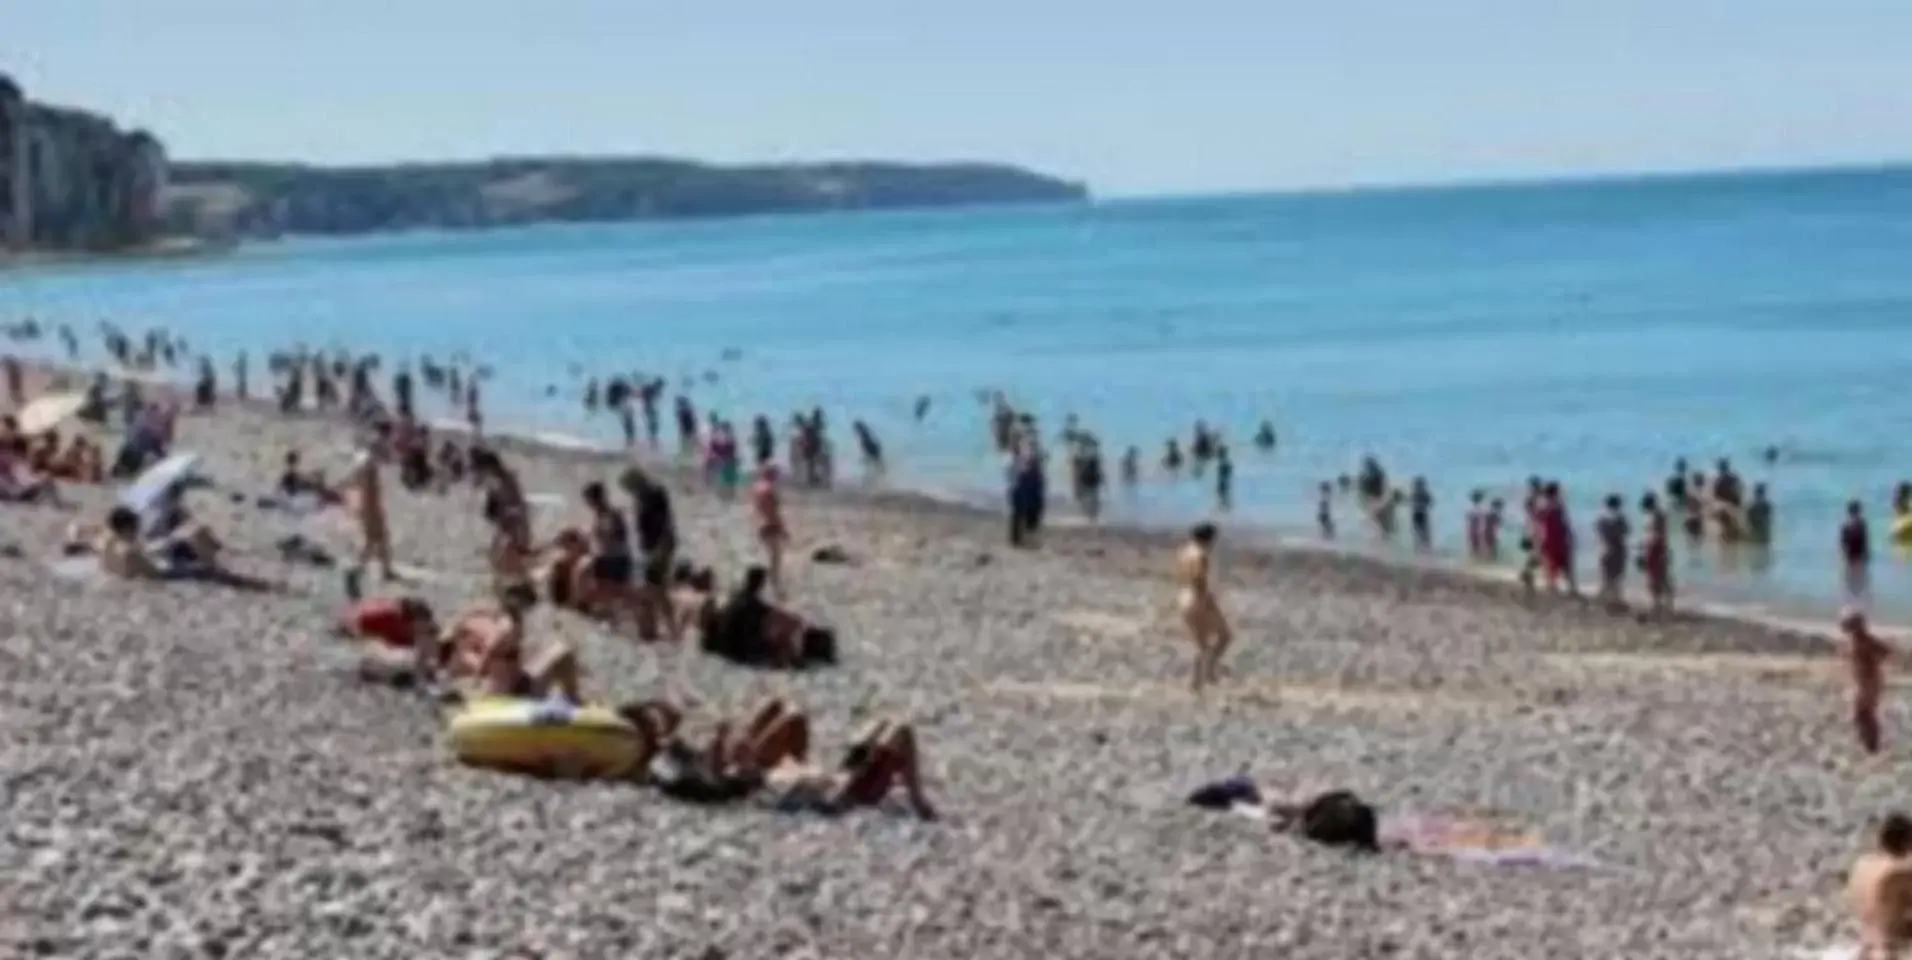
[1295,790,1380,852]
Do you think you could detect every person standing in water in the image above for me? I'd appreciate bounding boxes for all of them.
[1594,494,1629,608]
[1175,522,1232,693]
[1638,493,1674,615]
[1843,500,1873,609]
[750,463,790,600]
[1843,609,1892,756]
[1408,478,1432,551]
[1214,444,1234,511]
[1315,482,1335,540]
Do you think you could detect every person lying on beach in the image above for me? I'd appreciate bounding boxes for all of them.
[91,505,274,590]
[33,433,104,484]
[0,437,60,504]
[643,699,936,819]
[1843,609,1892,756]
[699,565,838,669]
[334,575,439,651]
[1849,812,1912,959]
[439,582,582,703]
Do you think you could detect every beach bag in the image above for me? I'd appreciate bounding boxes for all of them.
[800,626,838,666]
[1296,790,1380,851]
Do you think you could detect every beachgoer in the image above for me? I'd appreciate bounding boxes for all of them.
[1253,420,1276,451]
[1850,813,1912,958]
[1844,501,1873,608]
[1536,482,1578,596]
[1316,481,1335,540]
[580,480,643,635]
[750,463,790,599]
[1595,494,1629,607]
[1120,446,1140,487]
[1844,609,1892,755]
[441,583,581,702]
[1484,498,1504,562]
[1408,477,1432,551]
[1215,444,1233,511]
[1745,483,1774,548]
[1465,490,1485,558]
[1175,522,1232,693]
[335,435,397,582]
[1162,439,1183,474]
[700,565,836,669]
[1638,493,1674,613]
[621,466,679,641]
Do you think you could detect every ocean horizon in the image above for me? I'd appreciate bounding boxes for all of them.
[6,162,1912,620]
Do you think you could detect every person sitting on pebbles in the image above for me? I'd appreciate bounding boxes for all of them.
[89,505,272,589]
[0,436,59,504]
[333,571,443,683]
[1849,812,1912,959]
[699,565,838,669]
[439,582,582,703]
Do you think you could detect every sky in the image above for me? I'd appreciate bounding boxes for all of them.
[4,0,1911,196]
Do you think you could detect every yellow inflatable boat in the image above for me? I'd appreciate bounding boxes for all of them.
[447,697,645,780]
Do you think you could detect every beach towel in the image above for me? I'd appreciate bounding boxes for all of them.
[1381,813,1599,869]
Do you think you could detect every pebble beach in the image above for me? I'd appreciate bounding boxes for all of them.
[0,393,1899,959]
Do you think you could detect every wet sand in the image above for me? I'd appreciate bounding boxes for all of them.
[0,385,1894,958]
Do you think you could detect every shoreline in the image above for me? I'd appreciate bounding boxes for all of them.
[0,236,233,272]
[429,418,1866,647]
[14,357,1868,645]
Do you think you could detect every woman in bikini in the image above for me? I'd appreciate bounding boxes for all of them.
[750,463,790,599]
[1175,522,1233,693]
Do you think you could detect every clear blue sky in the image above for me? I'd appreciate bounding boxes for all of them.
[5,0,1911,196]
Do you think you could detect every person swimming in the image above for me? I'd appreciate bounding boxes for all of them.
[1175,522,1232,693]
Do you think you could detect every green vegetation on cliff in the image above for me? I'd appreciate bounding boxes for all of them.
[163,157,1089,237]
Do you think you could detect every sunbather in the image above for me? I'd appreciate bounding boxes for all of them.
[440,582,581,702]
[699,565,837,669]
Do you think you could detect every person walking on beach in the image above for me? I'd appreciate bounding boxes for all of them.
[1843,609,1892,756]
[337,433,398,583]
[1595,494,1629,608]
[1006,443,1046,548]
[1316,481,1335,540]
[1849,812,1912,958]
[1844,500,1873,609]
[750,463,790,600]
[1175,522,1232,693]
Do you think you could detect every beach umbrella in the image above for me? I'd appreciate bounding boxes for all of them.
[119,451,203,516]
[15,392,87,435]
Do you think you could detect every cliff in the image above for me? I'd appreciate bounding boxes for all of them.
[0,73,169,252]
[162,157,1089,238]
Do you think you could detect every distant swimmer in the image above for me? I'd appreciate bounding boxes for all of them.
[1253,420,1276,452]
[1174,522,1232,693]
[1162,439,1184,474]
[1214,445,1233,511]
[1120,446,1140,486]
[1316,482,1335,539]
[913,395,931,422]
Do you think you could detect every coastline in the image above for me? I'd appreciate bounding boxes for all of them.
[0,236,233,272]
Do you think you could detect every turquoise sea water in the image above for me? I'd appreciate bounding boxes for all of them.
[5,166,1912,619]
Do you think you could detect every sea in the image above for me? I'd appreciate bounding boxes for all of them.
[5,165,1912,621]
